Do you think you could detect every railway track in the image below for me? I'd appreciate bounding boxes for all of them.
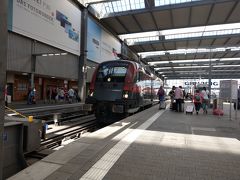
[40,114,97,150]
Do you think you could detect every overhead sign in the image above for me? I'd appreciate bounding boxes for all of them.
[184,81,219,87]
[87,17,121,63]
[8,0,81,55]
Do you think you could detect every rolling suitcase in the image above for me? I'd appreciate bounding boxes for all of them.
[185,105,194,115]
[159,101,166,110]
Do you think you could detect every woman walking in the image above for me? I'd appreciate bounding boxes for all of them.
[193,89,203,115]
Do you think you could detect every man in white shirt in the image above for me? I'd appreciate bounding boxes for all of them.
[201,87,209,114]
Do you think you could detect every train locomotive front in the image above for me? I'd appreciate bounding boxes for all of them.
[86,60,160,123]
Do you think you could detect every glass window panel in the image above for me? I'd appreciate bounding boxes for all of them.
[92,0,145,18]
[155,0,200,7]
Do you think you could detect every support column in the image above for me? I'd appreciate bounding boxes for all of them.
[208,49,212,103]
[78,8,88,102]
[0,1,8,179]
[30,55,36,89]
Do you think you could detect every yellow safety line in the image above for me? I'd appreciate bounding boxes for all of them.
[5,106,28,119]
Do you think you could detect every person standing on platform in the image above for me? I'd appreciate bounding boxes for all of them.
[59,88,65,102]
[4,85,8,106]
[51,88,57,103]
[46,88,51,103]
[193,89,203,115]
[234,86,240,110]
[238,86,240,110]
[157,86,165,109]
[68,88,75,103]
[168,86,175,109]
[174,86,183,112]
[201,87,209,114]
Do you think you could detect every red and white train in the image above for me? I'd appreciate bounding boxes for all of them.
[86,60,162,123]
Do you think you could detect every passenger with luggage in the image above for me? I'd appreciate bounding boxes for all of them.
[193,89,203,115]
[174,86,184,112]
[157,86,166,109]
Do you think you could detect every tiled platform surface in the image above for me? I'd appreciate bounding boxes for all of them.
[8,104,240,180]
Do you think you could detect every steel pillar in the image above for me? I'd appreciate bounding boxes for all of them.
[78,8,88,102]
[208,49,212,102]
[30,55,36,89]
[0,0,8,179]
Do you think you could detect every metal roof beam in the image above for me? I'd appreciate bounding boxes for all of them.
[166,75,240,79]
[130,33,240,46]
[144,0,155,8]
[142,49,240,61]
[101,0,238,19]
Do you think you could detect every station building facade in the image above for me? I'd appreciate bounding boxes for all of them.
[5,0,136,102]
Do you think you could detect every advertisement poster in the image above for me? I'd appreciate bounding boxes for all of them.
[87,17,121,63]
[8,0,81,55]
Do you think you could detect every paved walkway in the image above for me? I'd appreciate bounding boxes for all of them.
[8,104,240,180]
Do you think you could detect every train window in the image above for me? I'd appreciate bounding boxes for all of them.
[96,64,128,82]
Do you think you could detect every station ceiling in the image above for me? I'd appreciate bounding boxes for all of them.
[86,0,240,80]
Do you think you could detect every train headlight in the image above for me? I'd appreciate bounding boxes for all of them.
[90,92,94,97]
[123,92,128,99]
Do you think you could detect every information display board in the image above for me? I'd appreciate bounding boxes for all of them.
[219,80,238,100]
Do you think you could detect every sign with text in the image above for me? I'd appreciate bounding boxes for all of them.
[184,81,219,87]
[9,0,81,55]
[87,17,121,63]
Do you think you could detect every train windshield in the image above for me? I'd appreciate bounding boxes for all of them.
[96,63,129,83]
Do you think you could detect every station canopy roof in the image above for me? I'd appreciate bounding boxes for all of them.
[80,0,240,80]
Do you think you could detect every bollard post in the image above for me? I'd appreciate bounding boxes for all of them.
[28,116,33,123]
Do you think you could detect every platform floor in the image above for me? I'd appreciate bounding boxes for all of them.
[8,104,240,180]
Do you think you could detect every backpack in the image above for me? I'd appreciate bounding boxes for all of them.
[158,89,164,96]
[195,94,201,102]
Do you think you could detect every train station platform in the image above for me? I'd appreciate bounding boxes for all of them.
[8,104,240,180]
[7,100,78,110]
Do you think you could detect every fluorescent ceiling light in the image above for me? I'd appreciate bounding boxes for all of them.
[61,53,68,55]
[174,66,209,69]
[148,58,240,65]
[155,0,200,7]
[121,23,240,45]
[149,61,169,65]
[139,47,240,58]
[212,70,239,72]
[214,64,240,68]
[154,67,172,70]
